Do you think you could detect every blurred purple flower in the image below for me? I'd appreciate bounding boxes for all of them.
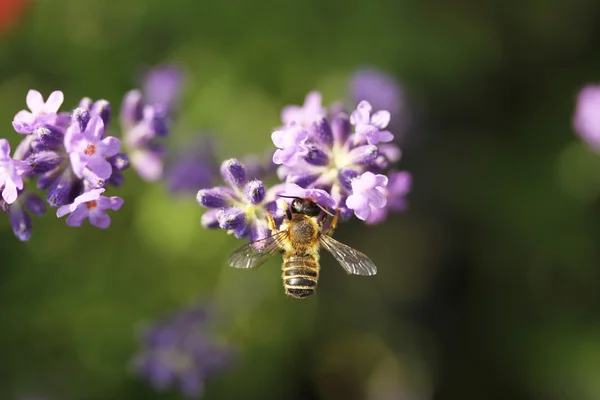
[365,170,411,225]
[573,84,600,149]
[132,304,232,399]
[281,90,326,128]
[121,90,170,181]
[350,68,404,117]
[166,137,217,194]
[56,187,123,229]
[0,138,30,204]
[142,64,184,113]
[346,171,388,220]
[12,90,64,134]
[349,67,408,136]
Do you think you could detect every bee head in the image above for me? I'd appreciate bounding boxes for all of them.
[290,198,321,217]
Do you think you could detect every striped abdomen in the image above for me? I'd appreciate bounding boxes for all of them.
[282,254,319,299]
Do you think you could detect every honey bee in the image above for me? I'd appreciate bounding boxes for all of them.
[228,197,377,299]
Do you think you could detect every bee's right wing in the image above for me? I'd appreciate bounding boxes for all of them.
[227,230,288,269]
[319,234,378,276]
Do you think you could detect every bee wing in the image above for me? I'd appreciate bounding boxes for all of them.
[228,230,288,269]
[319,234,378,276]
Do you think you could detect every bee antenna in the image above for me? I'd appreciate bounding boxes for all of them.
[316,204,335,217]
[277,195,302,200]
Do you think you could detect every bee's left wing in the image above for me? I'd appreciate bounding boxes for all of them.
[228,230,288,269]
[319,234,378,276]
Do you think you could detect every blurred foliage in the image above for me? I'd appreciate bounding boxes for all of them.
[1,0,600,399]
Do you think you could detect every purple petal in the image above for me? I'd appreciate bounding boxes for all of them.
[271,130,286,148]
[196,187,232,208]
[72,188,105,208]
[45,91,64,113]
[72,108,91,132]
[2,180,18,204]
[201,209,219,228]
[100,136,121,157]
[370,110,391,129]
[250,222,270,242]
[366,188,387,209]
[310,116,333,146]
[373,174,389,187]
[220,159,247,189]
[131,149,163,181]
[23,193,47,216]
[331,113,351,144]
[86,116,105,140]
[92,99,111,126]
[378,144,401,163]
[346,194,370,220]
[0,139,10,159]
[350,101,372,125]
[244,180,266,204]
[97,195,124,211]
[365,206,388,225]
[69,152,85,178]
[12,111,34,134]
[216,207,246,231]
[26,90,44,113]
[376,130,394,143]
[65,206,88,226]
[9,202,31,241]
[56,204,72,218]
[346,145,378,165]
[89,209,111,228]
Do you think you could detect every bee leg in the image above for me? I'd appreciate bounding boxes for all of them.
[266,210,277,231]
[323,208,340,236]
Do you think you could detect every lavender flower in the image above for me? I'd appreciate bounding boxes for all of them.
[121,89,170,181]
[142,64,184,114]
[64,115,121,180]
[12,90,65,134]
[272,97,401,220]
[9,192,46,241]
[272,122,309,166]
[56,188,123,228]
[365,170,411,225]
[345,172,388,220]
[573,84,600,149]
[350,100,394,145]
[0,139,30,204]
[350,67,405,123]
[166,137,217,194]
[197,159,280,242]
[3,88,129,240]
[281,90,326,128]
[132,304,232,398]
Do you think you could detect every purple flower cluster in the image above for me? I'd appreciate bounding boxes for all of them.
[132,304,232,398]
[272,92,411,223]
[197,158,283,242]
[1,90,128,240]
[2,66,182,241]
[197,83,411,242]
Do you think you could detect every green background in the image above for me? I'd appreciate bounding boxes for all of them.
[1,0,600,399]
